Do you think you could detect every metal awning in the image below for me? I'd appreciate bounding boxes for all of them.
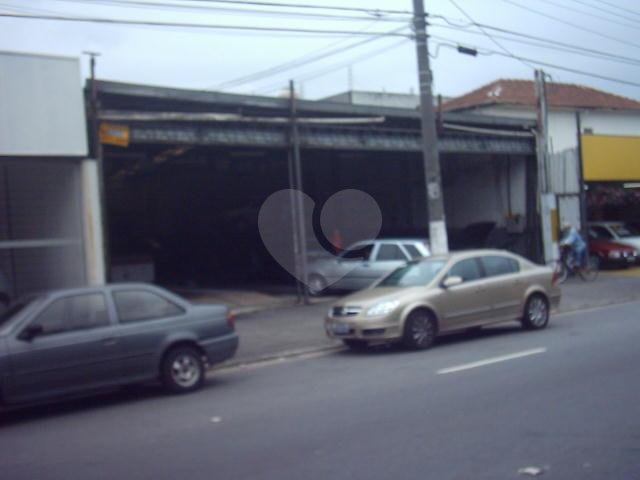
[126,123,534,155]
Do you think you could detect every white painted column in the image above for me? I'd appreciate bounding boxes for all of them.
[540,193,558,265]
[81,159,106,285]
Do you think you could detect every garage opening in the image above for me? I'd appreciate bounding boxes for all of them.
[105,145,430,288]
[105,143,536,289]
[442,153,534,257]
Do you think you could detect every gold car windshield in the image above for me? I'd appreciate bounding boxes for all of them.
[378,260,447,287]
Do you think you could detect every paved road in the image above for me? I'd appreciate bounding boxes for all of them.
[2,302,640,479]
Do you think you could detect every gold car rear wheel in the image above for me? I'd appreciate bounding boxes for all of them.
[402,309,437,350]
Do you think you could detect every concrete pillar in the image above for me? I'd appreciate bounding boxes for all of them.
[81,158,106,285]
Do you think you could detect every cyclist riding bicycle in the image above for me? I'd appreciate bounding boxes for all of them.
[559,222,587,269]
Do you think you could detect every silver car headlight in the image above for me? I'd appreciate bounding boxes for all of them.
[366,300,400,317]
[609,250,622,259]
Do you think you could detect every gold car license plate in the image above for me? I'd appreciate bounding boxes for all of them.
[331,323,351,335]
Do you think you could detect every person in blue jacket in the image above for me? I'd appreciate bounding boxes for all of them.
[560,222,587,269]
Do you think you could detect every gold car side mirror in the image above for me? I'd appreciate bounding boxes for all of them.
[442,275,463,289]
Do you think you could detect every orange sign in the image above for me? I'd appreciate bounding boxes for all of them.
[99,122,130,147]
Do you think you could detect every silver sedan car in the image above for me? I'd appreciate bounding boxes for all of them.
[307,238,430,295]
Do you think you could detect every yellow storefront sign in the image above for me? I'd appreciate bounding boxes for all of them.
[581,134,640,181]
[99,122,130,147]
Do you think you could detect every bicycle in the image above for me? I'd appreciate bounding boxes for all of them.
[554,245,599,284]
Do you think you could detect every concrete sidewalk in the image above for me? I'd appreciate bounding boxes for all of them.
[176,287,330,316]
[192,273,640,367]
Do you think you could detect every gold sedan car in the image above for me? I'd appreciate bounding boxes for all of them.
[325,249,561,350]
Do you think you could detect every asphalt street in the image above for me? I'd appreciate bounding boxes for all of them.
[1,301,640,480]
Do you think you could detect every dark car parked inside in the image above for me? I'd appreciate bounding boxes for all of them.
[0,284,238,405]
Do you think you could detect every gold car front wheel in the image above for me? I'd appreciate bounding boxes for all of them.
[521,294,549,330]
[402,309,437,350]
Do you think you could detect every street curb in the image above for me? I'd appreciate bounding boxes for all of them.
[229,296,338,317]
[555,297,640,316]
[211,343,344,373]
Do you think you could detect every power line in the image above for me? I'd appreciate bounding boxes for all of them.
[170,0,413,16]
[0,12,413,37]
[212,24,409,90]
[570,0,640,20]
[429,17,640,67]
[500,0,640,50]
[538,0,640,30]
[430,21,640,67]
[51,0,408,23]
[256,38,411,94]
[447,0,534,69]
[434,38,640,88]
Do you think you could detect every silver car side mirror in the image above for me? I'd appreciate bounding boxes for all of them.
[442,275,463,289]
[18,324,43,342]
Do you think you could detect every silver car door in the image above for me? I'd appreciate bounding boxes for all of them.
[332,242,376,290]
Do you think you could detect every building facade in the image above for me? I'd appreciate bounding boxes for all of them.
[444,78,640,261]
[0,51,104,301]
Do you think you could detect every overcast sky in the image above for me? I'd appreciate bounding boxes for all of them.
[1,0,640,101]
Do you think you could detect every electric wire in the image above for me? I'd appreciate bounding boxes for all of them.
[500,0,640,50]
[256,38,411,94]
[429,15,640,66]
[0,11,413,37]
[447,0,535,69]
[537,0,640,30]
[431,37,640,88]
[212,24,409,90]
[168,0,414,16]
[569,0,640,21]
[50,0,409,23]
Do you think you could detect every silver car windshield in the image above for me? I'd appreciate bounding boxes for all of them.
[378,260,447,287]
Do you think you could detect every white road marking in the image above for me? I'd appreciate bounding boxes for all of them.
[436,348,547,375]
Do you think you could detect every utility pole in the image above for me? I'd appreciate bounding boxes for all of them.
[289,80,310,304]
[412,0,448,254]
[287,146,302,303]
[82,51,110,279]
[534,69,555,264]
[534,69,550,194]
[83,51,101,160]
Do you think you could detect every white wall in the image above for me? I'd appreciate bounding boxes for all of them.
[471,103,640,150]
[81,159,106,285]
[580,110,640,136]
[470,104,640,195]
[0,51,88,156]
[322,90,421,109]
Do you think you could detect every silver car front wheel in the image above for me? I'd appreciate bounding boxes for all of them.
[308,274,327,296]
